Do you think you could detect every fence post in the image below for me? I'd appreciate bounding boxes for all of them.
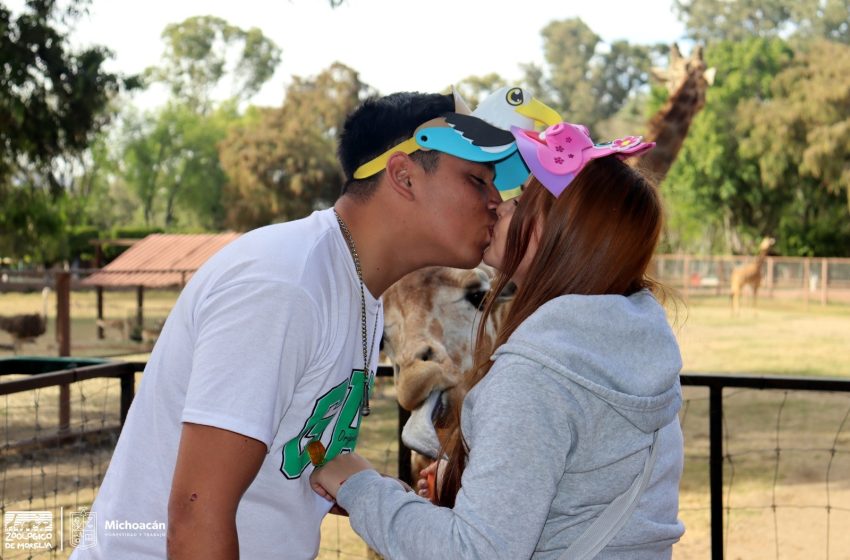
[120,369,135,425]
[56,271,71,434]
[96,287,105,339]
[398,405,412,485]
[767,257,775,298]
[710,385,724,560]
[803,258,811,308]
[136,285,145,335]
[683,255,691,299]
[821,259,828,305]
[714,257,722,297]
[95,244,105,339]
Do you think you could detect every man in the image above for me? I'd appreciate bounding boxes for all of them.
[71,91,507,559]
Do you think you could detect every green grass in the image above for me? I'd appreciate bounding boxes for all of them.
[672,296,850,377]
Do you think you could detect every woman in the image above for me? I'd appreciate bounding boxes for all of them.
[311,122,685,559]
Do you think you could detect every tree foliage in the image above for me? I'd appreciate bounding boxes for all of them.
[146,15,282,112]
[522,18,655,134]
[106,16,282,232]
[737,39,850,255]
[0,0,137,263]
[674,0,850,44]
[454,73,508,107]
[218,63,373,230]
[118,102,237,229]
[0,0,136,185]
[662,38,794,253]
[661,37,850,256]
[5,3,850,264]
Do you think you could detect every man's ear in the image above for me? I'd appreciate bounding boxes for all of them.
[385,152,416,201]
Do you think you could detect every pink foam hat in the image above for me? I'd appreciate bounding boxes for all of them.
[510,122,655,197]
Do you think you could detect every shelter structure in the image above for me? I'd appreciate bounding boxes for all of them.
[83,234,240,338]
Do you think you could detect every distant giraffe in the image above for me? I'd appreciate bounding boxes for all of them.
[730,237,776,316]
[638,44,716,183]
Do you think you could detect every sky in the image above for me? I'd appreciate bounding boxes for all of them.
[29,0,687,107]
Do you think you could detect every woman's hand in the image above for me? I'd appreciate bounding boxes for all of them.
[310,452,374,500]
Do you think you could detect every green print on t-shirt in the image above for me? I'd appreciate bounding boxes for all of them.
[279,369,374,479]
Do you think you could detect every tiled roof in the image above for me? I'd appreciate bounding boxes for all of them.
[82,233,240,288]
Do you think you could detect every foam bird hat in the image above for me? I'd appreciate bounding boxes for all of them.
[353,87,562,196]
[510,122,655,198]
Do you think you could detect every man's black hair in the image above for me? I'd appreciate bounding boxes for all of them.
[337,91,453,197]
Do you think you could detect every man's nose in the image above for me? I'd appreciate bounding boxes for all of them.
[486,186,501,209]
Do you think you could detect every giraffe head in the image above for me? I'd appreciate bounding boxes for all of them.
[759,237,776,252]
[651,43,716,97]
[382,265,512,457]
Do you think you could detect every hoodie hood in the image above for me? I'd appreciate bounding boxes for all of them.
[493,290,682,433]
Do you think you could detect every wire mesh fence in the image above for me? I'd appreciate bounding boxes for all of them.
[2,367,850,559]
[0,365,396,559]
[676,384,850,559]
[1,376,124,558]
[654,255,850,304]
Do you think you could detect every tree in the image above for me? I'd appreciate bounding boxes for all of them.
[118,102,237,229]
[218,63,373,230]
[674,0,850,44]
[523,18,655,134]
[737,39,850,255]
[146,16,282,113]
[660,38,794,253]
[97,16,282,232]
[659,37,850,256]
[0,0,137,263]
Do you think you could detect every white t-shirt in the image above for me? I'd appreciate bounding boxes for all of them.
[71,209,383,559]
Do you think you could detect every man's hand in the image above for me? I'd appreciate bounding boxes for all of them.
[167,423,266,559]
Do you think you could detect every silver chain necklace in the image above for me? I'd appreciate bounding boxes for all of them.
[334,209,378,416]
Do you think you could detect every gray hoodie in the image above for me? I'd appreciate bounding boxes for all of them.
[337,290,685,559]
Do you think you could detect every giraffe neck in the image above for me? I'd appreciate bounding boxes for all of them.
[641,74,707,182]
[755,247,770,266]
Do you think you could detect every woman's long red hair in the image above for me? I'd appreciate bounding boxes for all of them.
[437,156,664,507]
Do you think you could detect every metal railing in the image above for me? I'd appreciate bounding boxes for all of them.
[381,366,850,560]
[0,358,143,439]
[679,373,850,560]
[2,363,848,559]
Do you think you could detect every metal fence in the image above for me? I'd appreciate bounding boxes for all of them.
[677,373,850,560]
[2,363,848,558]
[0,359,141,558]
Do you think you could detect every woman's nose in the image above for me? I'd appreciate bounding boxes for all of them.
[496,199,514,217]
